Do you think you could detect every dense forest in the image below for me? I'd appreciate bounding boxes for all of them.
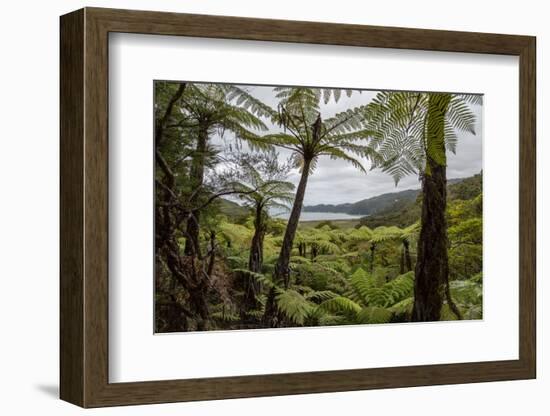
[154,82,482,332]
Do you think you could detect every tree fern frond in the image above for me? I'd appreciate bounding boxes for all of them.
[223,85,278,119]
[233,269,276,289]
[349,267,377,301]
[389,296,414,314]
[320,147,368,174]
[317,296,362,315]
[356,306,393,324]
[276,289,314,325]
[447,96,477,135]
[305,290,339,302]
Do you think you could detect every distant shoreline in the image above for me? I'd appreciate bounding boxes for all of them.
[297,218,361,229]
[298,217,359,222]
[273,211,364,222]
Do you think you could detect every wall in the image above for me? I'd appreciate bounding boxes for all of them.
[0,0,545,414]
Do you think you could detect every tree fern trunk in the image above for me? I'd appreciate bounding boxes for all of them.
[274,158,312,288]
[207,231,216,277]
[262,287,280,328]
[403,239,412,272]
[264,158,311,328]
[412,94,450,322]
[311,244,318,259]
[248,204,265,274]
[298,242,306,258]
[245,204,265,315]
[400,247,405,274]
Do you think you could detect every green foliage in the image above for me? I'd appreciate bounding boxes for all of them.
[217,198,250,220]
[314,220,339,230]
[448,173,483,201]
[317,296,362,316]
[257,86,381,177]
[370,226,403,244]
[294,227,342,256]
[358,272,415,308]
[233,269,275,289]
[359,174,482,229]
[356,306,393,324]
[276,289,313,325]
[390,297,414,315]
[359,199,421,228]
[349,268,377,301]
[364,91,479,183]
[450,279,482,305]
[211,309,240,323]
[447,182,483,280]
[219,222,253,249]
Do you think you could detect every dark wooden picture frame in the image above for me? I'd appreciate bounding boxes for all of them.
[60,7,536,408]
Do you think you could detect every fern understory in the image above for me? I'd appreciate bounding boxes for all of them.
[161,190,482,331]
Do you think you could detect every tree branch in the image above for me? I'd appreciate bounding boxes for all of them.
[155,82,187,148]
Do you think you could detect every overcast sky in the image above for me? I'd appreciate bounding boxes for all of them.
[213,85,482,206]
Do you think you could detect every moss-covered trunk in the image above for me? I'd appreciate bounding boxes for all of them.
[412,94,451,322]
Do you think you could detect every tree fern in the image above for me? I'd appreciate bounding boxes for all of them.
[275,289,314,325]
[449,279,482,306]
[390,296,414,315]
[317,296,363,316]
[349,270,414,308]
[305,290,339,302]
[232,268,276,289]
[356,306,393,324]
[349,267,377,301]
[363,90,480,183]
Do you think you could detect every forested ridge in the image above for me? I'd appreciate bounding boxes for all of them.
[358,173,482,228]
[303,174,479,217]
[154,82,482,332]
[304,189,418,216]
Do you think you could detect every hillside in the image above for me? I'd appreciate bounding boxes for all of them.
[217,198,250,219]
[304,188,420,216]
[359,173,482,228]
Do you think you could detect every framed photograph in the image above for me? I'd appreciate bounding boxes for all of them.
[60,7,536,408]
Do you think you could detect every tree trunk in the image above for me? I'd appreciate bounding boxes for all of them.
[263,158,312,327]
[190,284,210,331]
[400,247,405,274]
[311,244,318,260]
[412,94,451,322]
[180,121,212,329]
[248,204,265,274]
[274,158,312,288]
[244,204,265,315]
[155,82,186,148]
[370,244,376,273]
[154,82,191,332]
[298,242,306,258]
[184,123,209,256]
[403,239,412,272]
[207,231,216,277]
